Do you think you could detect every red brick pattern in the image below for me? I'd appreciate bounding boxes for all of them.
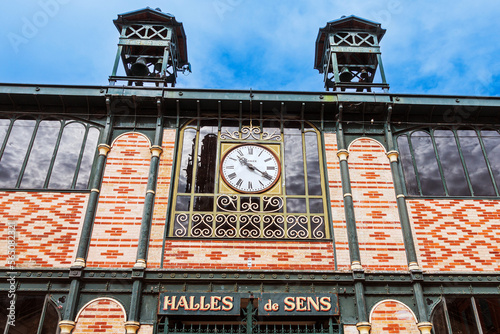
[86,133,151,268]
[0,192,88,268]
[370,300,419,334]
[148,129,176,268]
[73,298,126,334]
[408,199,500,272]
[163,240,335,270]
[324,133,350,270]
[349,138,407,272]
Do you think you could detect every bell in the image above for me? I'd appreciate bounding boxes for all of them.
[131,57,150,76]
[154,58,163,74]
[339,67,353,82]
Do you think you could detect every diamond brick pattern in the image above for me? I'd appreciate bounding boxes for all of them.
[370,300,419,334]
[86,133,150,268]
[149,129,176,268]
[73,298,126,334]
[324,133,350,270]
[349,138,407,271]
[163,240,335,270]
[408,199,500,272]
[0,192,88,268]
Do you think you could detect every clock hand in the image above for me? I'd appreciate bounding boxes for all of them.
[238,156,272,180]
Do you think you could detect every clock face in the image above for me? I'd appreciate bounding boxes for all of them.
[220,144,281,193]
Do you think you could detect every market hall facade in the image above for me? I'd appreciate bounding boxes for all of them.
[0,7,499,334]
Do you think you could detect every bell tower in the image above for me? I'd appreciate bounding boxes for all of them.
[314,16,388,92]
[109,7,190,87]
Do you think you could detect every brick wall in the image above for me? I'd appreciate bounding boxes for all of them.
[148,129,176,268]
[408,199,500,272]
[324,133,350,270]
[0,192,88,268]
[348,138,407,272]
[370,300,419,334]
[86,133,151,268]
[73,298,126,334]
[163,240,335,270]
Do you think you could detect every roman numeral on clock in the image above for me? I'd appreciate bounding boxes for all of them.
[228,172,237,180]
[247,147,253,155]
[267,166,275,170]
[248,181,252,189]
[236,178,243,187]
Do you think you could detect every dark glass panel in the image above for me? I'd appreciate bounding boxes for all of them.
[193,196,214,211]
[397,135,419,195]
[476,298,500,334]
[178,128,197,193]
[20,120,60,189]
[284,122,305,195]
[241,197,260,212]
[458,129,495,196]
[75,127,100,189]
[481,130,500,189]
[286,198,307,213]
[434,129,470,196]
[41,302,60,334]
[309,198,324,213]
[7,295,45,334]
[0,119,36,188]
[0,118,11,147]
[220,119,239,138]
[175,196,191,211]
[411,131,445,196]
[446,298,479,334]
[305,132,322,195]
[173,214,189,237]
[48,122,85,189]
[194,121,218,194]
[431,302,449,334]
[263,119,281,140]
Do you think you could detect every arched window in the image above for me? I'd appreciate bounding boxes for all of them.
[170,118,329,239]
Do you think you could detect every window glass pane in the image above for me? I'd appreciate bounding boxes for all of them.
[434,129,470,196]
[176,196,191,211]
[193,196,214,211]
[48,122,85,189]
[286,198,307,213]
[263,119,281,140]
[20,120,60,189]
[178,128,197,193]
[431,302,449,334]
[0,119,36,188]
[194,121,218,194]
[476,298,500,333]
[446,297,479,334]
[309,198,324,213]
[220,119,239,138]
[458,129,495,196]
[7,295,45,334]
[75,127,100,190]
[411,131,445,196]
[305,132,322,195]
[481,130,500,188]
[284,122,305,195]
[397,135,419,195]
[41,302,60,334]
[0,118,11,147]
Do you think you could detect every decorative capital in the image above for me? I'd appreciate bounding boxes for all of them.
[133,259,147,269]
[124,321,141,334]
[386,150,399,162]
[337,149,349,161]
[150,145,163,158]
[356,322,371,334]
[98,144,111,156]
[408,261,421,271]
[351,261,363,271]
[417,322,433,334]
[72,258,86,268]
[59,320,76,334]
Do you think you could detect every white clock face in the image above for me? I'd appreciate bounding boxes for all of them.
[221,144,281,193]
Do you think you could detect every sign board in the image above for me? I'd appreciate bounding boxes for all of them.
[258,293,338,316]
[159,293,241,316]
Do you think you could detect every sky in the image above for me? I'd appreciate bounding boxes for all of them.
[1,0,500,96]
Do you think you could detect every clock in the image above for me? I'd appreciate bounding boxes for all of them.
[220,144,281,193]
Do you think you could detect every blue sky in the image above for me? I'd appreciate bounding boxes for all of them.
[1,0,500,96]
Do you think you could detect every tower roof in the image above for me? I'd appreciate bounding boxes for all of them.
[113,7,188,66]
[314,15,386,71]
